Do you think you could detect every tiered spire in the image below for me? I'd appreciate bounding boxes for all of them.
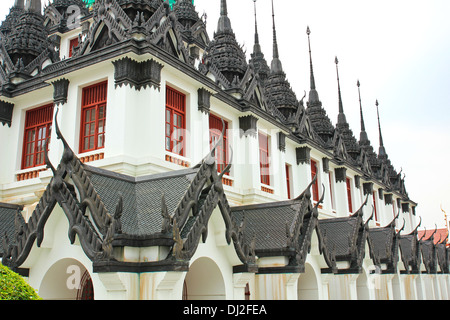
[202,0,247,84]
[335,57,347,125]
[334,57,360,161]
[173,0,200,28]
[263,0,299,120]
[270,0,283,75]
[0,0,25,36]
[249,0,270,83]
[376,100,387,157]
[358,80,369,144]
[305,26,334,146]
[4,0,54,67]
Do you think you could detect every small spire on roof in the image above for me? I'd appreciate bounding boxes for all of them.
[253,0,261,54]
[270,0,283,74]
[376,99,386,156]
[217,0,232,34]
[358,80,369,143]
[335,57,346,124]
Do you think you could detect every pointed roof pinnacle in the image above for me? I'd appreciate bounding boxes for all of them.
[358,80,369,143]
[270,0,283,74]
[25,0,41,14]
[14,0,24,9]
[307,26,316,90]
[253,0,261,54]
[335,57,346,124]
[307,26,320,105]
[376,99,387,156]
[217,0,232,34]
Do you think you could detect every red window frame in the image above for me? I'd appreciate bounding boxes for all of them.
[69,37,79,58]
[165,86,186,157]
[80,81,107,153]
[329,173,335,210]
[259,132,270,186]
[373,192,379,224]
[346,177,353,213]
[22,104,54,169]
[285,164,291,199]
[310,159,319,202]
[209,114,228,174]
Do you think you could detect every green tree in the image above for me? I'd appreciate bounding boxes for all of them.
[0,264,41,300]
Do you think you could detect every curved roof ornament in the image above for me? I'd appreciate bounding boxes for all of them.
[43,136,56,176]
[205,117,226,166]
[364,205,375,227]
[424,224,438,241]
[54,107,74,164]
[294,173,317,201]
[218,144,233,180]
[397,218,406,236]
[351,193,369,218]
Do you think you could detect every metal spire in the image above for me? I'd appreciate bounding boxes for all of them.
[253,0,261,54]
[25,0,41,13]
[358,80,369,143]
[270,0,283,73]
[14,0,24,9]
[376,100,386,156]
[335,57,346,124]
[307,26,316,91]
[217,0,232,34]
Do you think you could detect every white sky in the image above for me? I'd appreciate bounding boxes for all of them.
[1,0,450,230]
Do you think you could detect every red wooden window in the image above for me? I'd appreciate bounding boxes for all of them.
[329,173,335,210]
[310,159,319,202]
[259,132,270,186]
[22,104,54,169]
[209,114,228,174]
[80,81,107,153]
[69,37,79,58]
[165,86,186,157]
[285,164,291,199]
[373,192,379,224]
[346,177,353,213]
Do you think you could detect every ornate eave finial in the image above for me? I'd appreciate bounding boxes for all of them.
[376,99,386,156]
[358,80,369,143]
[335,56,346,124]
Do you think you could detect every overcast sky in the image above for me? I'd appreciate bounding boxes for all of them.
[1,0,450,230]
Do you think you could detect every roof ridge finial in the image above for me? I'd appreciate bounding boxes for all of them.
[358,80,369,143]
[376,99,386,156]
[335,57,346,124]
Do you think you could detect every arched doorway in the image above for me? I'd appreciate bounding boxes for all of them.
[297,264,319,300]
[183,257,226,300]
[356,270,370,300]
[39,258,94,300]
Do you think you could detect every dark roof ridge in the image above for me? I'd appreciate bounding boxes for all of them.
[83,163,199,184]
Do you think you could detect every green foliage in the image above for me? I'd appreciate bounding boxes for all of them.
[0,264,41,300]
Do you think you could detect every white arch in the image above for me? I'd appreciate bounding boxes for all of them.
[39,258,93,300]
[356,269,371,300]
[183,257,226,300]
[297,263,319,300]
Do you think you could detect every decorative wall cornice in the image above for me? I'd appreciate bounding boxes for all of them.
[0,100,14,127]
[112,57,163,91]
